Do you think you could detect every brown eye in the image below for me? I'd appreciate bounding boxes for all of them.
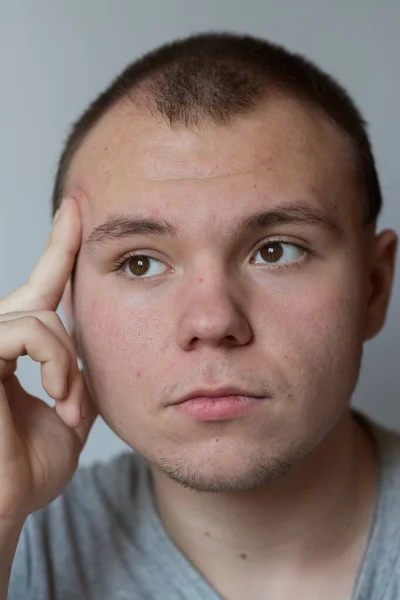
[123,255,168,278]
[128,256,151,276]
[260,243,284,263]
[253,242,305,267]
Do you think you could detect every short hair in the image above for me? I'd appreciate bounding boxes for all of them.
[51,31,382,225]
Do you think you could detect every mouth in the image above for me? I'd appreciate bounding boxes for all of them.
[170,387,269,421]
[172,386,267,405]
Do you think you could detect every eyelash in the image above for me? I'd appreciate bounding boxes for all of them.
[113,239,310,278]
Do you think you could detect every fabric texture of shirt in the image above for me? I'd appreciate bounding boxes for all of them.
[8,410,400,599]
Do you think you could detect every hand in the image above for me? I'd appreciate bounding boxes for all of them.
[0,197,97,525]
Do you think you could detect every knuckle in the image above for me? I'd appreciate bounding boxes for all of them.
[41,310,62,327]
[20,315,49,339]
[23,315,44,330]
[40,311,72,346]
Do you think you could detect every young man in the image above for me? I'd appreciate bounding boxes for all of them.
[0,33,398,599]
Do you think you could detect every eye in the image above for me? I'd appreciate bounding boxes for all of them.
[252,241,306,267]
[118,254,169,278]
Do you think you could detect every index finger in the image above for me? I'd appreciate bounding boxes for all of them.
[0,197,82,314]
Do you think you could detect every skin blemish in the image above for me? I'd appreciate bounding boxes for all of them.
[198,277,204,283]
[204,531,211,537]
[239,553,248,560]
[136,371,141,378]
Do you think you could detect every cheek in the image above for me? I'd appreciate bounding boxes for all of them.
[268,271,366,399]
[75,288,170,402]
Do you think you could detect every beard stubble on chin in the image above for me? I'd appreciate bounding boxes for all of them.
[147,442,311,494]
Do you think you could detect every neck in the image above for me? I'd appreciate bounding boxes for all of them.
[150,410,378,590]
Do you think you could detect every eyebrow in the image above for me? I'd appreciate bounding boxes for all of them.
[84,200,345,251]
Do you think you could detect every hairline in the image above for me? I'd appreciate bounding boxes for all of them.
[62,88,370,226]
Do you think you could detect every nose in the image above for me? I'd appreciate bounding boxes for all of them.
[176,271,253,351]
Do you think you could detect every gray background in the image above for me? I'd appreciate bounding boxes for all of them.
[0,0,398,465]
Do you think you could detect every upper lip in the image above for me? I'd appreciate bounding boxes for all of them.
[173,386,266,405]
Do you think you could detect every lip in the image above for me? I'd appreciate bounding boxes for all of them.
[172,395,267,421]
[172,386,266,405]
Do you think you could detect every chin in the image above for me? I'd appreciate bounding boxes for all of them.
[149,442,307,494]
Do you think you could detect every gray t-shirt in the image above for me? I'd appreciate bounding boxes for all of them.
[8,411,400,599]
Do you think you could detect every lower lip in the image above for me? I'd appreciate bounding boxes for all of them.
[173,395,266,421]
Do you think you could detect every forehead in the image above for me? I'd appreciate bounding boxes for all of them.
[66,97,361,222]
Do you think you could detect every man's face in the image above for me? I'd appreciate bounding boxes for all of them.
[66,98,373,492]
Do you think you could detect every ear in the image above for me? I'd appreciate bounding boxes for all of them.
[363,229,398,341]
[61,278,80,357]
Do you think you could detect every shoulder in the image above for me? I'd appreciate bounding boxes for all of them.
[66,449,148,507]
[355,410,400,551]
[341,413,400,599]
[56,449,149,524]
[24,449,150,541]
[10,451,150,599]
